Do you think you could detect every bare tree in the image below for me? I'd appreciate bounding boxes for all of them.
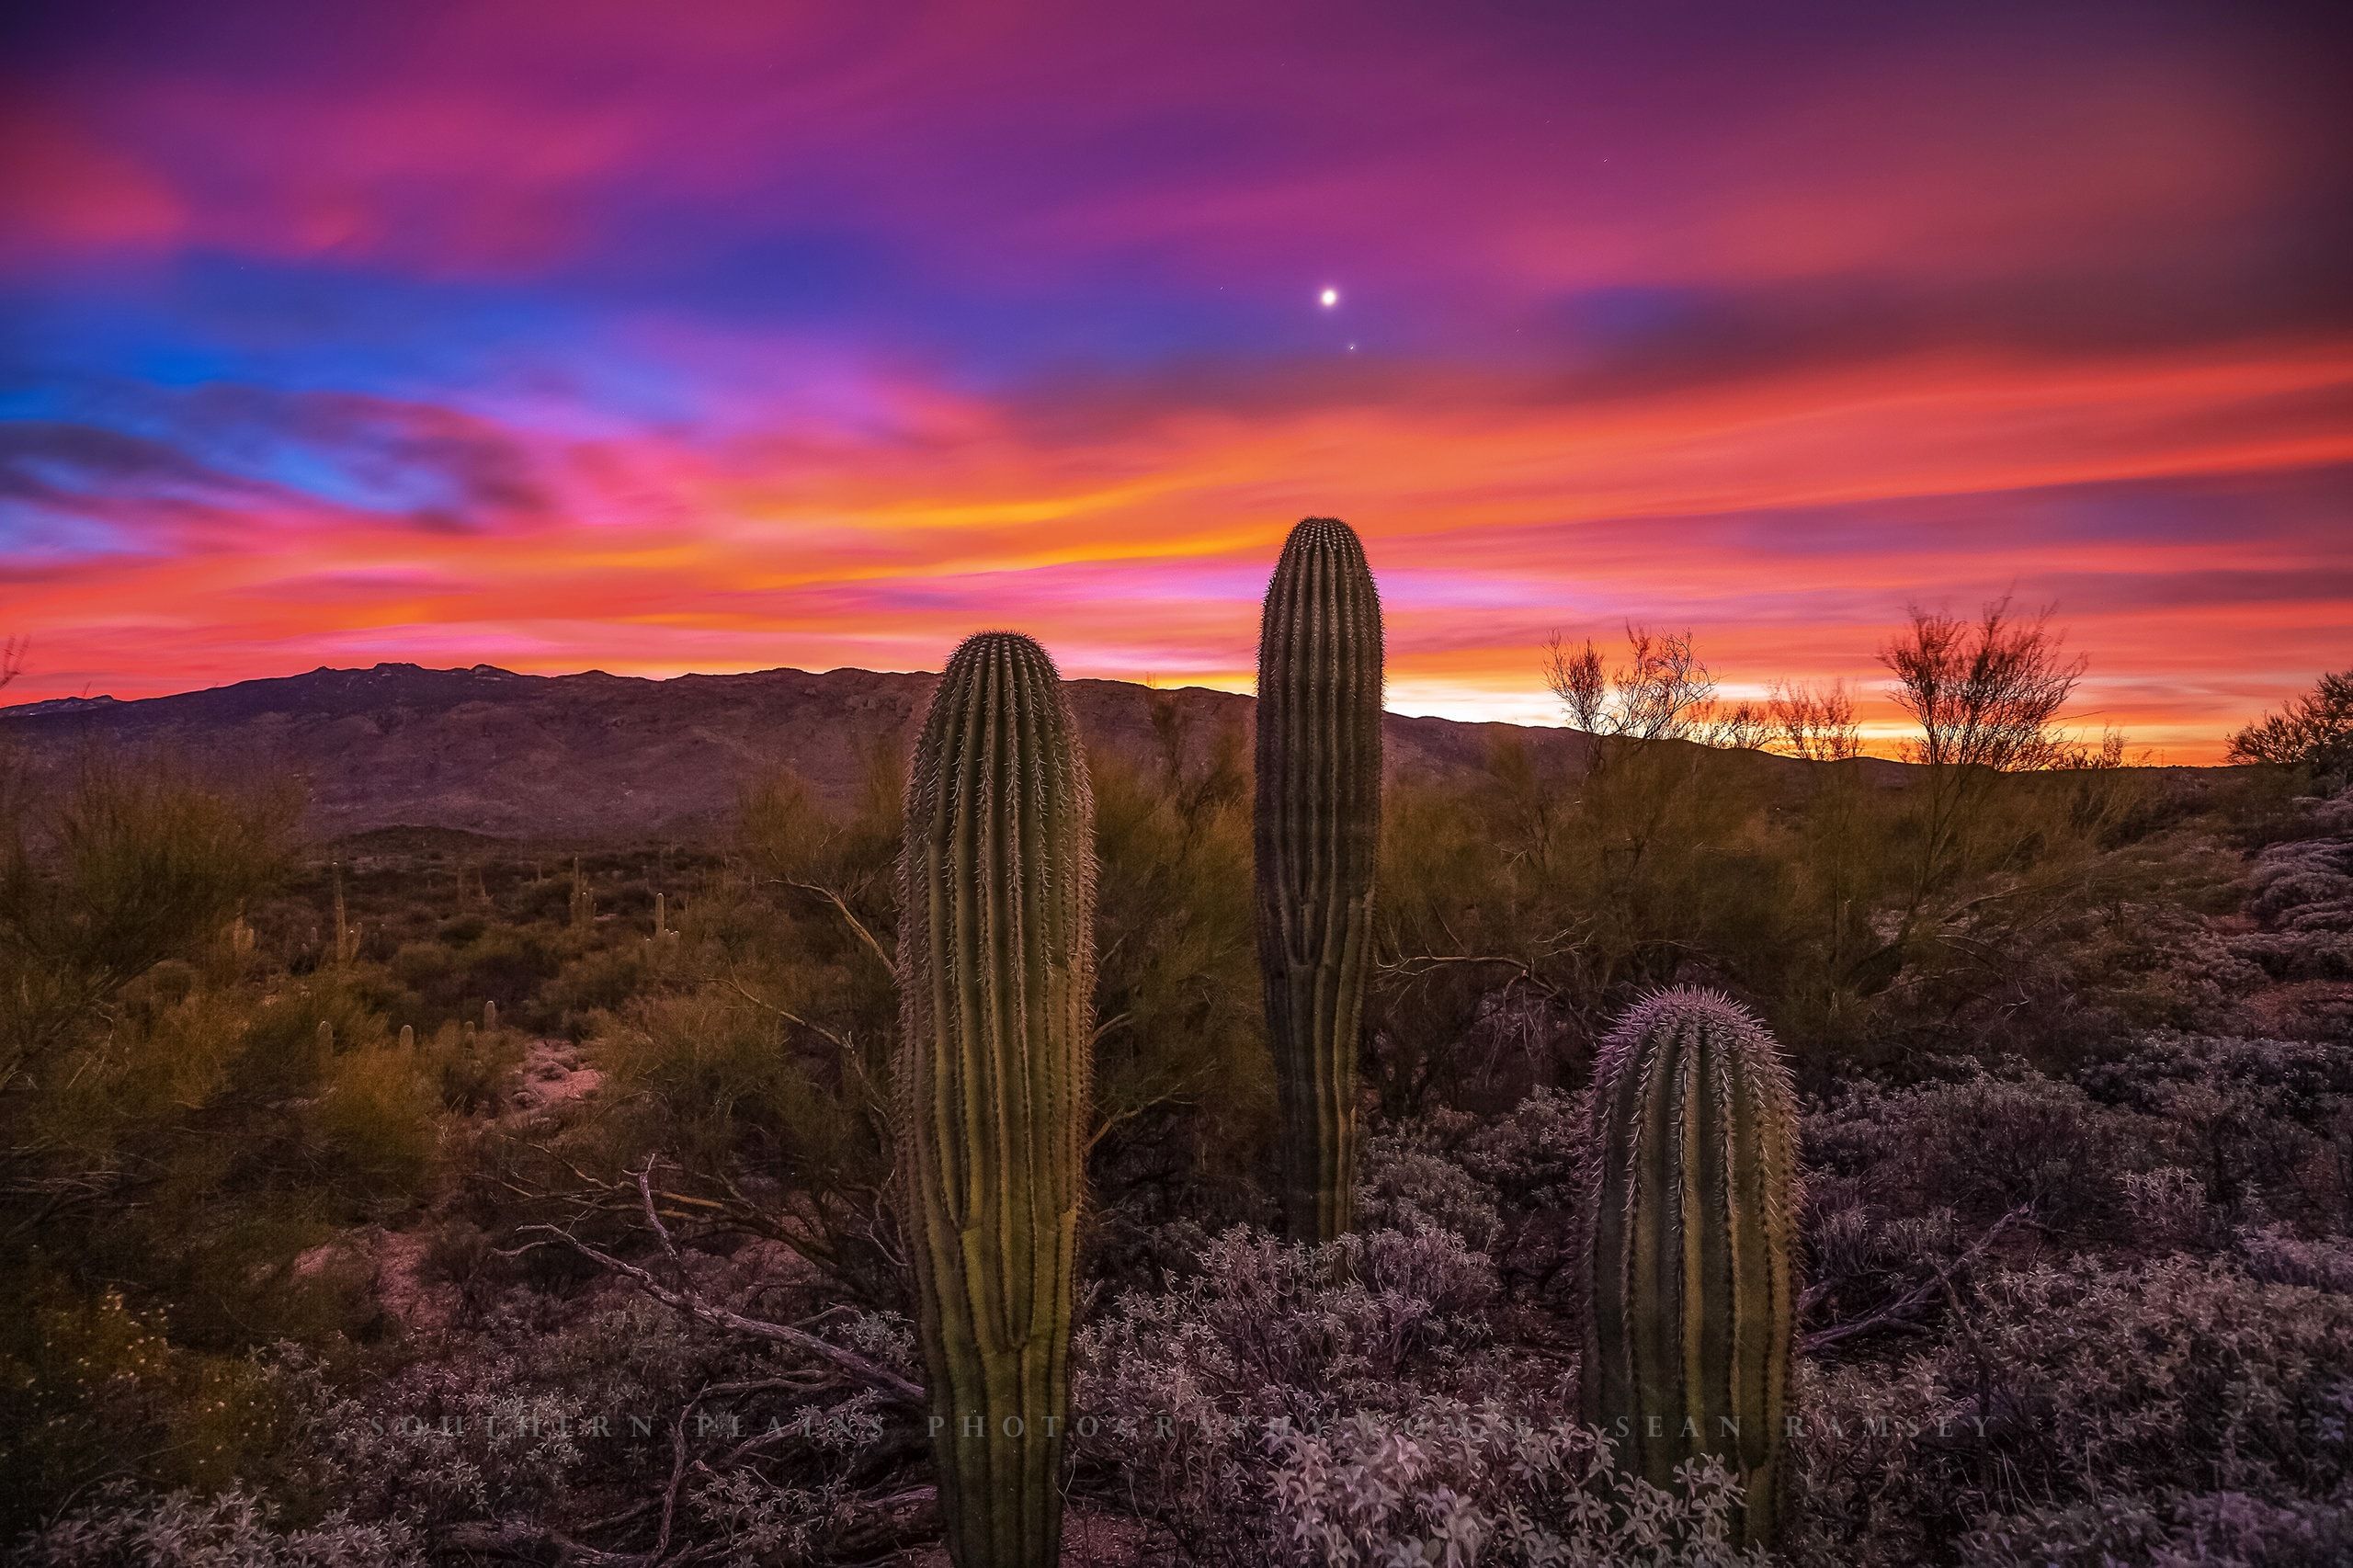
[1879,597,2086,910]
[1768,679,1863,762]
[1544,626,1722,743]
[1543,634,1609,734]
[1545,626,1778,756]
[1702,699,1772,752]
[1881,597,2084,775]
[1514,625,1767,1013]
[2228,669,2353,782]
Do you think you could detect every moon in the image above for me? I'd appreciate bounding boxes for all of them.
[1319,287,1338,307]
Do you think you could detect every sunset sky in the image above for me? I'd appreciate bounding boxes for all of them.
[4,3,2348,758]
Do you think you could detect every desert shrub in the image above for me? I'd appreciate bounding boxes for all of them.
[585,979,898,1306]
[411,1019,524,1116]
[2236,1224,2353,1293]
[2228,670,2353,784]
[0,759,292,1074]
[1373,684,2191,1088]
[306,1045,446,1208]
[1795,1257,2353,1562]
[1370,773,1546,1113]
[1972,1259,2353,1499]
[1806,1062,2161,1233]
[1458,1085,1586,1295]
[2081,1033,2353,1215]
[1086,723,1275,1244]
[2120,1165,2220,1251]
[410,1217,498,1324]
[2229,929,2353,983]
[32,986,252,1161]
[1081,1224,1498,1412]
[2248,838,2353,926]
[2222,801,2353,985]
[1074,1221,1766,1565]
[17,1486,420,1568]
[737,766,898,981]
[437,914,488,946]
[1349,1093,1593,1301]
[1074,1224,1501,1551]
[230,981,390,1099]
[540,941,658,1033]
[253,1288,893,1548]
[1960,1491,2353,1568]
[1269,1403,1764,1567]
[2068,902,2269,1031]
[0,1278,292,1539]
[593,987,870,1187]
[385,940,452,993]
[448,923,562,1017]
[292,1354,596,1529]
[1355,1118,1505,1252]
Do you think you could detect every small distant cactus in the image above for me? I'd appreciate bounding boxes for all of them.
[1254,517,1384,1243]
[398,1024,415,1051]
[482,999,498,1033]
[654,890,668,938]
[896,631,1096,1568]
[1578,987,1801,1547]
[315,1019,335,1055]
[569,858,594,929]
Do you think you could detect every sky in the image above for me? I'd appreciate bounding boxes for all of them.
[3,2,2348,759]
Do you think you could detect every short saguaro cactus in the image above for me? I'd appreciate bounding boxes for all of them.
[1578,986,1802,1547]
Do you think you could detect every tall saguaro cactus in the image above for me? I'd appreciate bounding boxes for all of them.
[896,631,1096,1568]
[1579,988,1802,1547]
[1254,517,1383,1244]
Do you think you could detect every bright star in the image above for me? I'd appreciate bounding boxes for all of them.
[1319,288,1338,307]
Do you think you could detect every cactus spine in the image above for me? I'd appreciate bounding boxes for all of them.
[896,631,1095,1568]
[1579,988,1801,1547]
[1253,517,1383,1243]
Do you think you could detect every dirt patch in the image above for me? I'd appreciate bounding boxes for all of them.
[512,1037,604,1117]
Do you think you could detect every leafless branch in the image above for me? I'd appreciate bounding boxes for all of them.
[517,1163,922,1409]
[782,879,892,971]
[1378,950,1564,1000]
[1802,1205,2036,1356]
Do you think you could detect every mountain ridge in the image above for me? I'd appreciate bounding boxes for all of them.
[1,659,1888,842]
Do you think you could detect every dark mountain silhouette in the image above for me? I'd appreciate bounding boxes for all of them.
[0,661,1889,842]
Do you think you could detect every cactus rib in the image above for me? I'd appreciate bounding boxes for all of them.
[1579,986,1801,1547]
[1254,517,1383,1243]
[895,631,1096,1568]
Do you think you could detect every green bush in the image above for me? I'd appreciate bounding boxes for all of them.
[306,1045,447,1208]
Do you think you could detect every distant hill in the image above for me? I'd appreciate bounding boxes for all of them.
[0,661,1890,843]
